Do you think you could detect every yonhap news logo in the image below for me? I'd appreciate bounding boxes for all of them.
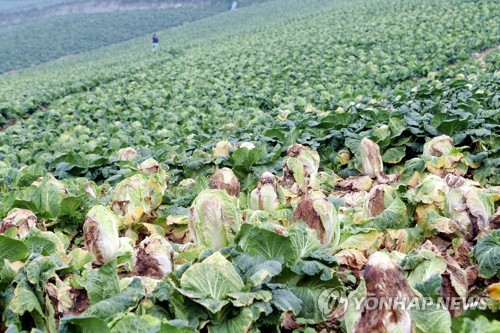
[318,288,489,319]
[318,287,348,318]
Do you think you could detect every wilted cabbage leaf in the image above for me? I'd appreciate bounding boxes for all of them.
[0,208,37,238]
[422,135,467,177]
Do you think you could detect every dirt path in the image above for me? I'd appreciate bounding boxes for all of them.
[471,45,500,60]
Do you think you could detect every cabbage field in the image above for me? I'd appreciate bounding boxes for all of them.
[0,0,269,73]
[0,0,499,332]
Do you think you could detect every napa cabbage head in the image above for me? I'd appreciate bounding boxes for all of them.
[189,189,242,251]
[117,147,140,161]
[209,167,240,197]
[83,205,121,264]
[445,174,495,239]
[249,172,280,213]
[110,173,166,226]
[0,208,37,238]
[293,190,340,247]
[132,235,175,279]
[422,135,467,177]
[359,138,384,178]
[282,144,320,193]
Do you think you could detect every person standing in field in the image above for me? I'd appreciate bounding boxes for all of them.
[152,33,159,51]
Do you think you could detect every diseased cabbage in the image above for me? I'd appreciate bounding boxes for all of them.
[0,208,37,238]
[189,189,242,251]
[354,252,415,333]
[422,135,467,177]
[110,173,167,226]
[359,138,384,179]
[83,205,121,264]
[117,147,140,161]
[132,235,174,279]
[209,167,240,197]
[282,144,320,193]
[249,172,280,213]
[212,140,232,157]
[293,190,339,246]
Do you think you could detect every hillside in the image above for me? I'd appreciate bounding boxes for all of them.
[0,0,498,332]
[0,0,267,73]
[0,0,265,26]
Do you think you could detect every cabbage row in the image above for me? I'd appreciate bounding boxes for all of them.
[1,0,498,124]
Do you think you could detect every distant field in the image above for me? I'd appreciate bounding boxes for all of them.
[0,0,67,13]
[0,7,219,73]
[0,0,268,73]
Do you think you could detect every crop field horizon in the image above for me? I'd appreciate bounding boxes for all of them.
[0,0,498,332]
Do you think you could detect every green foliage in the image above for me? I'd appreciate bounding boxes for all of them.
[471,230,500,279]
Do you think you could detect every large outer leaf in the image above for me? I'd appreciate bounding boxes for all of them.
[80,259,120,304]
[26,255,58,287]
[270,289,302,316]
[410,304,452,333]
[471,230,500,279]
[369,198,407,231]
[208,308,254,333]
[83,278,144,319]
[39,184,63,219]
[109,314,161,333]
[288,221,321,259]
[10,279,43,316]
[290,276,341,322]
[404,252,447,288]
[59,316,110,333]
[24,229,65,255]
[0,235,29,264]
[338,229,380,251]
[179,252,244,313]
[237,223,295,263]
